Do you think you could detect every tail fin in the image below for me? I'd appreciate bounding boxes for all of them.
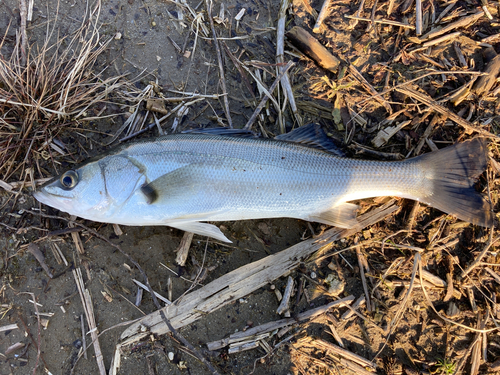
[416,139,494,227]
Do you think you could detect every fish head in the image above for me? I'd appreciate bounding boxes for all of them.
[34,155,145,221]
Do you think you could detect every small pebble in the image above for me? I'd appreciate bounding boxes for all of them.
[168,352,174,361]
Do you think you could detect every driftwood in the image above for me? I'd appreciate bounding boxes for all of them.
[120,202,399,344]
[286,26,340,73]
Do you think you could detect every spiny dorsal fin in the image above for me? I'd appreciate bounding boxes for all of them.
[275,123,345,156]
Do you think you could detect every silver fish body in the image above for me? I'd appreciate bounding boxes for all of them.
[34,132,493,242]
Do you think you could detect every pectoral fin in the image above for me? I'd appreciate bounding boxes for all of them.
[308,203,359,228]
[140,164,201,204]
[167,221,232,243]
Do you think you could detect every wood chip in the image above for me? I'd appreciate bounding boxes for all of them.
[175,232,194,266]
[286,26,340,73]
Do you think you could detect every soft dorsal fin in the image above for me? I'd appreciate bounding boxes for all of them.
[275,123,345,156]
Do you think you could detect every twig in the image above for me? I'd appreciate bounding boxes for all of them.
[421,11,483,41]
[277,0,300,131]
[276,276,294,315]
[355,239,372,312]
[207,296,355,350]
[415,0,422,35]
[243,61,294,131]
[349,64,392,114]
[313,0,333,33]
[205,0,232,128]
[132,279,172,305]
[73,268,106,375]
[396,85,499,139]
[344,15,415,29]
[175,231,194,266]
[461,231,498,278]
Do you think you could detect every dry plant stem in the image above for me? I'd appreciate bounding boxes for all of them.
[206,296,354,350]
[396,86,499,139]
[355,240,372,312]
[276,276,294,314]
[310,339,376,372]
[419,260,499,333]
[243,61,294,131]
[461,232,499,278]
[23,293,42,375]
[313,0,333,33]
[120,202,399,343]
[0,323,19,332]
[421,11,483,41]
[344,15,415,29]
[415,0,422,35]
[133,279,172,305]
[19,0,27,66]
[73,268,106,375]
[348,65,392,114]
[374,252,419,359]
[205,0,232,128]
[17,314,49,370]
[277,0,300,131]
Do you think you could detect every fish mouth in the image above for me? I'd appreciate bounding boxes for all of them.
[33,190,72,211]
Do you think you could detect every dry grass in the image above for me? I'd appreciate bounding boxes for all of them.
[0,1,126,182]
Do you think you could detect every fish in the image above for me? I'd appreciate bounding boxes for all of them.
[33,124,494,242]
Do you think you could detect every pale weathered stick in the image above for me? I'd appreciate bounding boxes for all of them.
[472,54,500,96]
[207,296,354,350]
[175,232,194,266]
[73,268,106,375]
[344,15,415,29]
[0,323,19,332]
[313,0,333,33]
[205,0,232,128]
[243,61,294,131]
[276,276,294,315]
[120,202,399,344]
[312,338,376,372]
[415,0,422,35]
[277,0,300,131]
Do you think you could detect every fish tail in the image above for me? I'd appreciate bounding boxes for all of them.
[416,138,494,227]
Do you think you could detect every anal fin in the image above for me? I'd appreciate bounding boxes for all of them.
[167,221,232,243]
[308,203,359,228]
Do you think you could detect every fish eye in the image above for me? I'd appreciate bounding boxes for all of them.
[60,170,79,189]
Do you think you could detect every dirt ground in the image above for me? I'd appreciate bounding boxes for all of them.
[1,0,500,374]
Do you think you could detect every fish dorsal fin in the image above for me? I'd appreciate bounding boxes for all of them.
[307,202,359,228]
[275,123,345,156]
